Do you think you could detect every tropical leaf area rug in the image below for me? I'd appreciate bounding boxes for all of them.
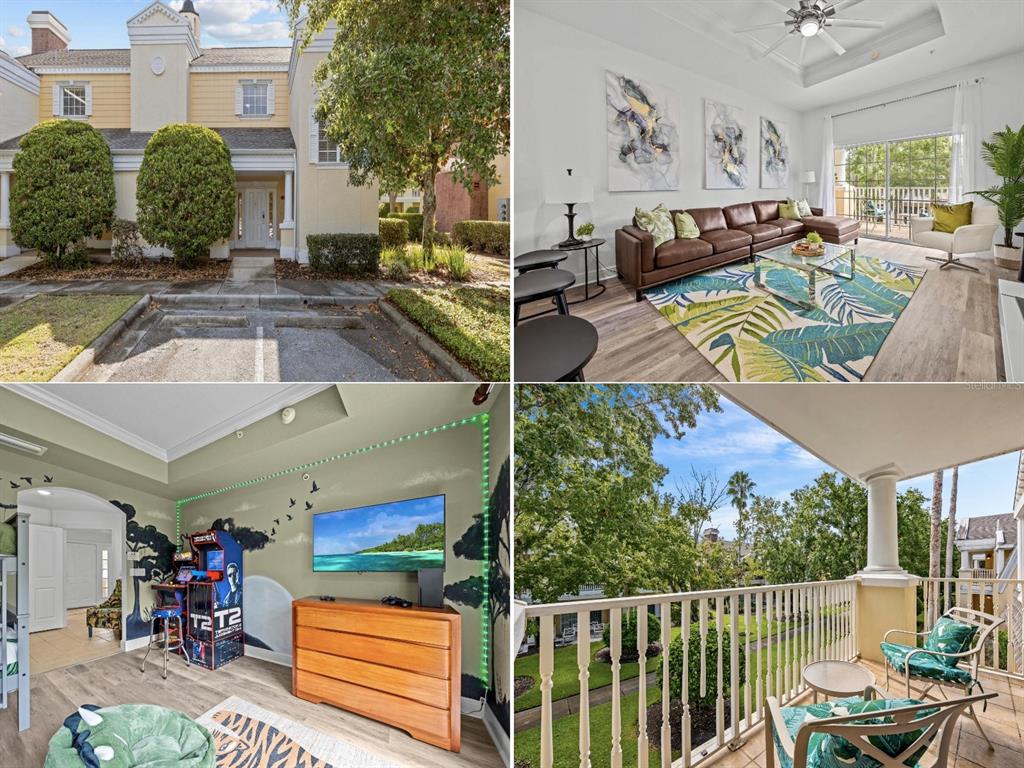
[197,696,401,768]
[645,255,924,381]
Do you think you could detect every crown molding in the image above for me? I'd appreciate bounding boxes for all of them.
[2,383,332,463]
[0,54,41,94]
[191,64,289,73]
[29,67,130,75]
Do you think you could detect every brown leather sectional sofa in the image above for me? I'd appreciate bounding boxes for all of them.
[615,200,861,301]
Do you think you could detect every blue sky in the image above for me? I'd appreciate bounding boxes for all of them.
[0,1,293,57]
[312,495,445,556]
[653,398,1020,540]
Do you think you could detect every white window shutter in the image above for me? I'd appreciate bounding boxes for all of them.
[235,84,243,116]
[267,82,275,116]
[52,84,60,116]
[308,107,318,164]
[84,84,93,116]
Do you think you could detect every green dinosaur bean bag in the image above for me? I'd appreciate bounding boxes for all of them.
[45,704,214,768]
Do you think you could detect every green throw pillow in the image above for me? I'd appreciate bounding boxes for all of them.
[779,201,802,220]
[635,204,675,248]
[923,616,977,666]
[931,202,973,233]
[673,211,700,239]
[0,522,13,556]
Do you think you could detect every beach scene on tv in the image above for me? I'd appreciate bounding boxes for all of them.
[312,494,446,572]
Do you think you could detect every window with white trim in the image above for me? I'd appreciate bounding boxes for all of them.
[61,84,87,117]
[318,122,342,163]
[242,81,269,116]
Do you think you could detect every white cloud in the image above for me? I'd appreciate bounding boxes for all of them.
[7,26,25,38]
[190,0,291,44]
[205,20,290,42]
[661,423,791,460]
[282,531,311,546]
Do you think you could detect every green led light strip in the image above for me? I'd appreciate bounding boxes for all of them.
[175,411,492,691]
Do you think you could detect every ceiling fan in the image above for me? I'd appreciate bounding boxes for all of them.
[735,0,885,62]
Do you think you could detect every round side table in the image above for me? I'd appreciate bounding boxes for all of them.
[515,315,598,382]
[552,238,607,304]
[515,249,568,274]
[514,268,576,324]
[802,660,875,703]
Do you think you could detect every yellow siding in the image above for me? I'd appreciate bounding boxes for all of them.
[189,72,289,128]
[36,74,131,129]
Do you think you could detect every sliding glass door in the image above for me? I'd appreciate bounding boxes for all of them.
[834,134,952,240]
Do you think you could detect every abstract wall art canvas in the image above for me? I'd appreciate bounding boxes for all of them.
[606,70,679,191]
[704,99,747,189]
[760,116,790,188]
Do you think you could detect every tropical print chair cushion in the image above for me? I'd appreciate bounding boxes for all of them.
[922,617,977,666]
[86,579,123,639]
[772,696,934,768]
[880,641,974,686]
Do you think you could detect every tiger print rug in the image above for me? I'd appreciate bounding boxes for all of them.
[197,696,402,768]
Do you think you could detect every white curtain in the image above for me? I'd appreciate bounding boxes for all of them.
[819,115,835,215]
[949,80,978,203]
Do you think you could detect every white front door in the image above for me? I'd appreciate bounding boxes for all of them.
[65,540,100,609]
[29,524,65,633]
[243,188,271,248]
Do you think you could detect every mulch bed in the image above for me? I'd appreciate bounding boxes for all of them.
[645,700,730,754]
[2,260,231,282]
[514,675,536,698]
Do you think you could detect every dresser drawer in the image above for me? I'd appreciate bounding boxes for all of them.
[294,625,450,679]
[295,647,449,709]
[294,605,451,647]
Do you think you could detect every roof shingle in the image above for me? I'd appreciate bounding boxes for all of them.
[16,46,290,69]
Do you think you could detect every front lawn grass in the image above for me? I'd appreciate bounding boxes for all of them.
[387,286,509,380]
[0,294,141,381]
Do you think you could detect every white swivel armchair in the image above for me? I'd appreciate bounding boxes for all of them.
[910,204,999,273]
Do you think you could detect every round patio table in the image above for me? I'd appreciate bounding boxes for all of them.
[803,660,875,703]
[514,249,567,274]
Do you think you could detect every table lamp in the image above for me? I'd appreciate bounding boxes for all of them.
[546,168,593,247]
[801,170,816,199]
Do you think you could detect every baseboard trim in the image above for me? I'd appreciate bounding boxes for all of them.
[244,645,292,667]
[483,704,510,765]
[125,635,149,652]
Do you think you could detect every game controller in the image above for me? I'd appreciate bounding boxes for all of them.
[319,595,336,602]
[380,595,412,608]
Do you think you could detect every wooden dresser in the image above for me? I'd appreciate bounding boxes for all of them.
[291,597,461,752]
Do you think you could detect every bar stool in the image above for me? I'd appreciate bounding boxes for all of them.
[141,605,190,680]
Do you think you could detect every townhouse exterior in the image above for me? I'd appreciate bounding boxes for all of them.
[0,1,378,262]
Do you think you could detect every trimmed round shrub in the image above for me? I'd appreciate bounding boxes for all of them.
[390,212,424,242]
[657,622,745,710]
[136,124,235,267]
[10,120,115,267]
[452,220,509,255]
[307,233,380,276]
[601,610,661,663]
[379,217,410,249]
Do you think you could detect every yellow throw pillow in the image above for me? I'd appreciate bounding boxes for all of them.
[931,202,973,233]
[779,201,802,220]
[635,204,675,248]
[674,211,700,239]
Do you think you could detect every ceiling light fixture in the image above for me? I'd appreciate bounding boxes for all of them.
[0,431,47,456]
[799,18,820,36]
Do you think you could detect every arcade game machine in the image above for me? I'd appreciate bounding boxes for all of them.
[186,530,244,670]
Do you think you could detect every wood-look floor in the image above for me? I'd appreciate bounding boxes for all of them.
[519,238,1014,382]
[0,650,502,768]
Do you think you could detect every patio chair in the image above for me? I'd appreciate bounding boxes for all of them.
[862,199,885,234]
[880,606,1003,749]
[765,685,994,768]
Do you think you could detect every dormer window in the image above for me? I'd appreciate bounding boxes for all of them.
[236,79,274,119]
[53,81,91,119]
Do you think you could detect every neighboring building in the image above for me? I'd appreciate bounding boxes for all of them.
[0,1,378,262]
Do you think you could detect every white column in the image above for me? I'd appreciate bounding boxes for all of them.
[282,171,294,226]
[0,172,10,228]
[863,468,904,574]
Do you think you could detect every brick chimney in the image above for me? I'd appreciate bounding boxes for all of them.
[27,11,71,55]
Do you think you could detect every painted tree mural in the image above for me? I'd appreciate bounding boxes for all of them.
[111,500,175,640]
[211,517,271,551]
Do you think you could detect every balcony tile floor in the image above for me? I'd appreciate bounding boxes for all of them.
[705,660,1023,768]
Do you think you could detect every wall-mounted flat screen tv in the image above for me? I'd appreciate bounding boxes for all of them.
[312,494,445,572]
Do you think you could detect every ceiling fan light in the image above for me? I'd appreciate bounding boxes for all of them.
[799,18,820,36]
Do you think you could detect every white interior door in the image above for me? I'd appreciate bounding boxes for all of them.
[243,189,270,247]
[29,524,65,633]
[65,540,100,609]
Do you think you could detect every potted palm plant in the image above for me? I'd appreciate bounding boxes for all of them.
[970,124,1024,270]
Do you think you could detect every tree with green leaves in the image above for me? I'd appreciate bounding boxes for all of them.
[283,0,510,258]
[514,384,719,603]
[727,470,755,565]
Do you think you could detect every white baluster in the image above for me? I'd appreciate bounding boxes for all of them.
[729,597,739,746]
[610,608,622,768]
[681,600,692,768]
[540,614,555,768]
[743,592,751,725]
[783,588,792,699]
[638,608,649,768]
[812,585,820,664]
[775,589,783,699]
[698,599,707,699]
[715,596,724,746]
[660,602,671,768]
[755,592,763,723]
[577,610,591,768]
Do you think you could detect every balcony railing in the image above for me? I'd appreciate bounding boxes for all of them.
[522,580,857,768]
[833,185,949,240]
[919,577,1024,678]
[958,568,998,580]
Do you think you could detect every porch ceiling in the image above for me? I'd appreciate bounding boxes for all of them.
[717,384,1024,483]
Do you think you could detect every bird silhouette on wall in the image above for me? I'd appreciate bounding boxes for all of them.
[289,498,296,508]
[270,527,276,536]
[9,481,19,489]
[310,481,319,494]
[286,514,293,521]
[44,475,53,483]
[305,501,312,511]
[273,518,280,526]
[19,477,32,485]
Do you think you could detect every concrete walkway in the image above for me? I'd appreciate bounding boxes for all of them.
[515,671,657,732]
[221,255,276,294]
[0,255,38,277]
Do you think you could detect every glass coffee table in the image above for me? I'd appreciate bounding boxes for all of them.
[754,240,856,309]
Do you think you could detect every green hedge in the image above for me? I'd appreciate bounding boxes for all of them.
[307,233,381,276]
[602,610,661,662]
[452,220,509,255]
[387,212,424,242]
[379,218,410,249]
[378,202,391,217]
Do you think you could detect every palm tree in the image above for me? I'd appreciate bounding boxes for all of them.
[727,471,756,561]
